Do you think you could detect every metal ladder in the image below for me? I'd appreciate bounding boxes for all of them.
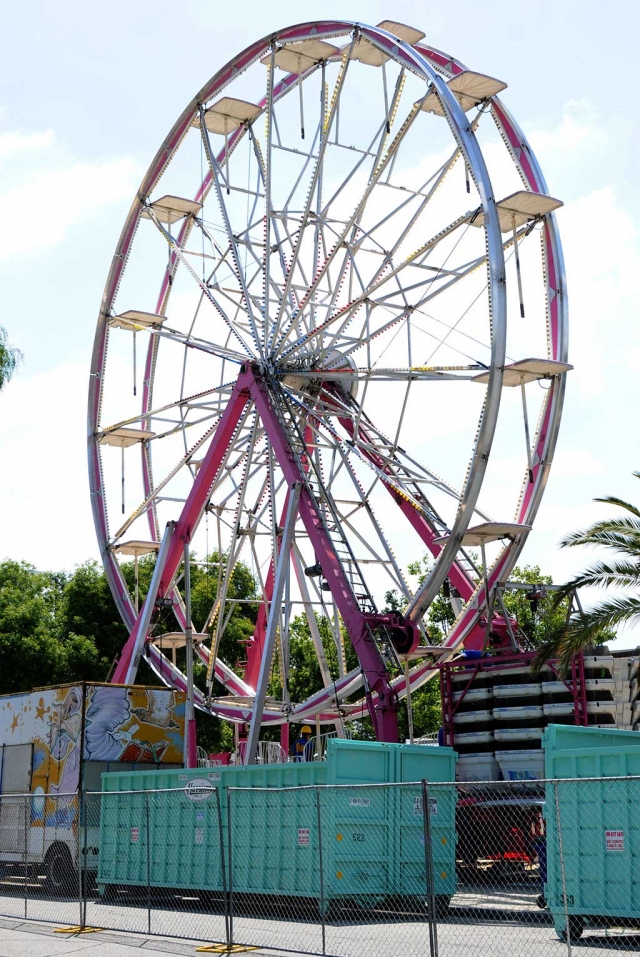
[270,379,376,614]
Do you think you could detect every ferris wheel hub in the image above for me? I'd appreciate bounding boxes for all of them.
[280,349,358,400]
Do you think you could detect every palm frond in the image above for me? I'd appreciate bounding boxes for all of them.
[560,518,640,554]
[553,595,640,672]
[557,560,640,593]
[593,495,640,518]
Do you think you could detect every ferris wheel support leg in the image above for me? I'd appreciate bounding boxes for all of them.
[245,482,302,765]
[113,371,252,686]
[156,372,252,598]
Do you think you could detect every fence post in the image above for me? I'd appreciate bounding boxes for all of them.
[227,789,234,948]
[144,791,151,936]
[315,787,326,956]
[214,787,230,949]
[82,792,90,930]
[23,795,28,920]
[421,780,438,957]
[78,791,84,930]
[553,780,572,957]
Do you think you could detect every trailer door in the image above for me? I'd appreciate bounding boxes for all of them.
[0,744,33,856]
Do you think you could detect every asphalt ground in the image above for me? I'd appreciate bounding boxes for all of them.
[0,885,638,957]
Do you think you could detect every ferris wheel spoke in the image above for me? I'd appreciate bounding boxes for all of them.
[355,143,464,255]
[144,207,256,357]
[271,37,356,343]
[273,96,428,358]
[312,237,491,371]
[331,399,483,586]
[211,416,261,655]
[250,133,301,320]
[109,408,239,544]
[275,112,474,363]
[101,383,236,437]
[137,321,248,365]
[323,439,414,600]
[279,208,476,363]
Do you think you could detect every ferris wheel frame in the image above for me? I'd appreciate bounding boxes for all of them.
[88,20,568,746]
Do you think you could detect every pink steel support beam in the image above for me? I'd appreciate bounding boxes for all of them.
[247,367,398,741]
[156,371,252,598]
[111,371,252,685]
[244,559,275,689]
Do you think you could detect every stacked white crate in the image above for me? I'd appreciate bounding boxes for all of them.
[588,652,636,728]
[451,650,639,782]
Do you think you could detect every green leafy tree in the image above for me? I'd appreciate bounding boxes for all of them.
[0,561,99,691]
[0,326,22,391]
[59,561,130,676]
[501,565,570,650]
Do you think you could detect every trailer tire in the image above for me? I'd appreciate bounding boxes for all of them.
[559,916,584,941]
[45,843,76,895]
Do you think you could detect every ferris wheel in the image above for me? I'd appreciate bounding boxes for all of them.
[88,19,570,759]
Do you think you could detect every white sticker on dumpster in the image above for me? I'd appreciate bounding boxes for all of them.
[605,829,624,851]
[131,827,139,843]
[195,827,205,845]
[413,797,438,816]
[298,828,310,846]
[185,779,215,802]
[349,797,370,807]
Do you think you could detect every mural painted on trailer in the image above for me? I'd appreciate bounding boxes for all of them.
[0,684,185,826]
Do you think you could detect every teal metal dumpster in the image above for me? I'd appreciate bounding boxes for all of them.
[97,739,456,909]
[543,723,640,939]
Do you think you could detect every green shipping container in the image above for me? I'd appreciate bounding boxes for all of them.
[97,739,456,908]
[543,723,640,939]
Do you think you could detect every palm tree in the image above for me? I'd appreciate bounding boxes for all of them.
[536,474,640,669]
[0,325,22,390]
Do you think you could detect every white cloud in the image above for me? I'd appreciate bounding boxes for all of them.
[0,360,99,570]
[550,449,607,477]
[526,99,598,158]
[0,129,55,164]
[0,126,141,261]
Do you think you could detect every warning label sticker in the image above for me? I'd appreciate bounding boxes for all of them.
[195,827,205,845]
[130,827,139,844]
[413,796,438,817]
[605,829,624,852]
[349,796,371,807]
[298,828,310,846]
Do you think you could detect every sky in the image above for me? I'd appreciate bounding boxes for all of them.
[0,0,639,648]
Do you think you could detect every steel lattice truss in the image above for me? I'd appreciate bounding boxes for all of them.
[88,20,569,745]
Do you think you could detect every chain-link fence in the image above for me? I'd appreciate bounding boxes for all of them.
[0,780,638,955]
[0,791,83,928]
